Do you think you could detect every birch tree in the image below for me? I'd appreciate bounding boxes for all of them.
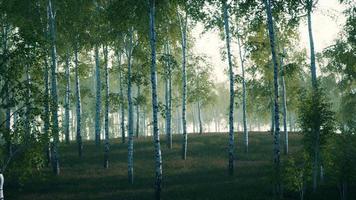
[48,0,60,175]
[236,28,248,153]
[94,43,102,146]
[0,173,3,200]
[93,0,102,146]
[25,64,31,140]
[135,85,141,138]
[149,0,163,199]
[263,0,281,195]
[222,0,235,175]
[43,45,51,164]
[103,44,110,168]
[159,29,179,145]
[163,41,173,148]
[39,1,51,165]
[64,50,70,144]
[305,0,320,191]
[74,41,83,157]
[177,6,188,160]
[117,51,126,143]
[280,49,288,155]
[125,29,135,184]
[2,21,11,151]
[305,0,317,89]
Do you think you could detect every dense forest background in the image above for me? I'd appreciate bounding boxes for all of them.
[0,0,355,199]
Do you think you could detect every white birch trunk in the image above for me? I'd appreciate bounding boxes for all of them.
[198,101,203,135]
[135,85,140,138]
[164,41,172,148]
[74,41,83,157]
[64,50,70,144]
[0,173,3,200]
[2,23,12,155]
[178,7,188,160]
[103,45,110,168]
[237,30,248,153]
[222,0,235,175]
[117,52,126,143]
[149,0,163,198]
[306,0,320,191]
[126,29,134,184]
[280,49,288,155]
[48,0,60,175]
[307,0,317,88]
[263,0,281,195]
[44,45,51,166]
[94,44,102,146]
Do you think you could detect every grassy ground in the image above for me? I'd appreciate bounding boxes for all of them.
[6,132,354,199]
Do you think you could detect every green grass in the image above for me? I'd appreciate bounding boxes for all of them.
[6,132,354,199]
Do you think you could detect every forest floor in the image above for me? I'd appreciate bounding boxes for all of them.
[7,132,353,200]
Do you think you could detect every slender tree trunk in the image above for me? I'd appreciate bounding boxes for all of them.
[3,22,12,155]
[263,0,281,196]
[164,41,172,148]
[307,0,317,89]
[25,64,31,139]
[70,110,74,139]
[135,85,140,138]
[280,49,288,155]
[215,114,218,133]
[237,30,248,153]
[44,49,51,166]
[126,29,134,184]
[64,50,70,144]
[341,181,347,200]
[320,165,324,183]
[89,117,94,140]
[198,101,203,135]
[164,58,170,141]
[117,52,126,143]
[149,1,163,199]
[289,112,293,132]
[103,45,110,169]
[300,187,304,200]
[143,108,146,137]
[274,23,288,154]
[222,0,235,176]
[168,43,172,148]
[94,44,102,146]
[307,0,320,191]
[312,129,320,191]
[178,8,188,160]
[192,105,196,133]
[217,118,220,133]
[0,173,3,200]
[48,0,60,175]
[176,106,181,134]
[74,42,83,157]
[271,99,275,135]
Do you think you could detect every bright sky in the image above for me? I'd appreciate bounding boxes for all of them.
[193,0,346,83]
